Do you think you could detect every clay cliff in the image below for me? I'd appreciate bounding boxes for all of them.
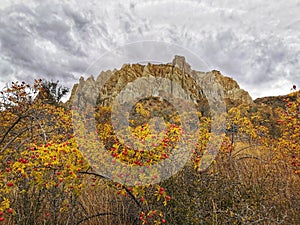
[67,55,253,113]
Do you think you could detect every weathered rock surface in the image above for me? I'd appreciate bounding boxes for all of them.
[68,55,253,113]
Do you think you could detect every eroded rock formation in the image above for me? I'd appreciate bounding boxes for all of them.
[68,55,253,113]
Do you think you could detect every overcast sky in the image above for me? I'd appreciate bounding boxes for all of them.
[0,0,299,100]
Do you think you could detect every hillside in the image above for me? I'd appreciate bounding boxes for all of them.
[67,55,298,138]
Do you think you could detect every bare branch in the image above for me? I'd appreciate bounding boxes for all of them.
[0,116,23,145]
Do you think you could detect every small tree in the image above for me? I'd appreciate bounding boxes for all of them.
[39,80,69,105]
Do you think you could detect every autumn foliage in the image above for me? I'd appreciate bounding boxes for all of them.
[0,80,299,224]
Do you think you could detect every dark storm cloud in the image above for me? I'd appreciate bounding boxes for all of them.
[0,0,299,99]
[0,1,95,88]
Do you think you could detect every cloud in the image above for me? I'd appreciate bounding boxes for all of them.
[0,0,299,99]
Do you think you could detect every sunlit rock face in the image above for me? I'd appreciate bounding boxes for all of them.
[68,55,253,113]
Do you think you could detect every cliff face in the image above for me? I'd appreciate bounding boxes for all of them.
[68,55,253,112]
[172,56,253,108]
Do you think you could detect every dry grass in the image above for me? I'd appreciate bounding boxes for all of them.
[3,143,299,225]
[77,180,137,225]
